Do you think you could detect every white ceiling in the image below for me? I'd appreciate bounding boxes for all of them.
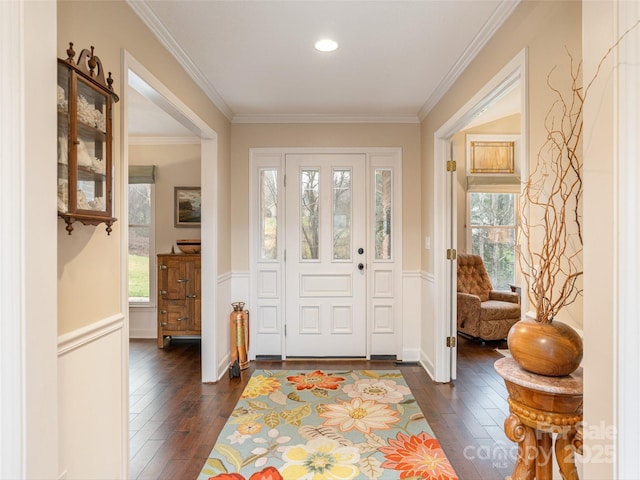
[126,0,521,137]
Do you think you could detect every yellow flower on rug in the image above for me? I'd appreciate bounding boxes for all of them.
[280,437,360,480]
[242,375,281,399]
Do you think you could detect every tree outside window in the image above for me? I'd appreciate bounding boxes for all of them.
[129,183,153,303]
[469,192,517,290]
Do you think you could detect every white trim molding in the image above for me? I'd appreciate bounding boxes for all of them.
[122,50,220,383]
[2,2,59,478]
[58,314,125,356]
[128,135,200,145]
[1,1,26,476]
[233,113,419,124]
[432,49,528,382]
[126,0,233,120]
[615,2,640,476]
[418,0,521,119]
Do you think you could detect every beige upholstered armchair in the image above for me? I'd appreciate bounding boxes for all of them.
[456,253,521,341]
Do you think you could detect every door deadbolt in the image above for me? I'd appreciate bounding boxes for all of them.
[358,247,364,255]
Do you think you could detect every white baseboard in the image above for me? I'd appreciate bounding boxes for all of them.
[402,348,421,362]
[419,350,436,381]
[128,328,156,339]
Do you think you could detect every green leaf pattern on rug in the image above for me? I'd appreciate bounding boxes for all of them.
[248,400,271,410]
[298,425,352,447]
[264,410,280,428]
[199,370,458,480]
[199,457,227,476]
[280,403,311,427]
[359,456,384,479]
[214,443,243,472]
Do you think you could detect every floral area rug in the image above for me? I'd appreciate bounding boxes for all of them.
[197,369,458,480]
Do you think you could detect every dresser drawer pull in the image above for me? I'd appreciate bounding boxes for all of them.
[159,265,167,270]
[159,290,167,296]
[177,278,189,283]
[186,294,197,298]
[160,309,167,314]
[160,322,168,327]
[178,316,189,322]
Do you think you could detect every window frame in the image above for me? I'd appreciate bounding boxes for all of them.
[128,182,156,307]
[466,186,520,291]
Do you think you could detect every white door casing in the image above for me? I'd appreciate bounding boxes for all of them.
[249,148,402,360]
[432,50,528,382]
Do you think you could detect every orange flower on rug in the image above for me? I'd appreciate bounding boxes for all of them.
[198,370,458,480]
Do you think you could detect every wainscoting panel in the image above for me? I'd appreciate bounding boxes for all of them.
[217,271,234,380]
[58,315,126,479]
[128,306,156,339]
[420,272,437,379]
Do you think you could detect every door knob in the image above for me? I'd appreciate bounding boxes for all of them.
[358,263,364,271]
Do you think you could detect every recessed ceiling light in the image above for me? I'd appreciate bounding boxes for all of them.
[314,38,338,53]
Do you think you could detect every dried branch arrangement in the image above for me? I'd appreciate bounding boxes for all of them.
[518,52,584,324]
[519,22,639,324]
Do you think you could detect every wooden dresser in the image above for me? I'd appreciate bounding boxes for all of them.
[157,253,201,348]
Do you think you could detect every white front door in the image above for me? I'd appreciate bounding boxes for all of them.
[284,154,366,357]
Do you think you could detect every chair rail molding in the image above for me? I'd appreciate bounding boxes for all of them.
[58,314,125,356]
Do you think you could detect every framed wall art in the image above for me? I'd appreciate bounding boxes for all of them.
[466,134,520,176]
[174,186,201,227]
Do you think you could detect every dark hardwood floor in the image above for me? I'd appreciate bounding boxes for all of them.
[129,335,514,479]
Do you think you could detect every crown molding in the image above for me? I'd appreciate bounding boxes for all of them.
[232,113,420,124]
[418,0,521,120]
[128,135,200,145]
[127,0,234,121]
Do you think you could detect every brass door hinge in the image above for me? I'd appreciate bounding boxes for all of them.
[446,336,456,348]
[446,160,456,172]
[446,248,457,260]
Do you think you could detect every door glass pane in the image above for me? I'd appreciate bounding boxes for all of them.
[300,169,320,260]
[375,169,392,260]
[259,169,278,260]
[333,169,351,260]
[469,192,517,290]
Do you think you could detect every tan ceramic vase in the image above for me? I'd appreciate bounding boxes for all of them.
[507,318,583,376]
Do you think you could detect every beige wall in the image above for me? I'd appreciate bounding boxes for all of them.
[420,0,582,326]
[129,143,201,254]
[230,123,421,271]
[57,0,231,334]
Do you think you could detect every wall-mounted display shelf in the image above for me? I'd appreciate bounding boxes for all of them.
[58,42,119,234]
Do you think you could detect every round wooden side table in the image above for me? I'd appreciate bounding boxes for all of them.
[494,356,583,480]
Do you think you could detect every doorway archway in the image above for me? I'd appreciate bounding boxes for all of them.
[432,49,528,382]
[122,51,220,382]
